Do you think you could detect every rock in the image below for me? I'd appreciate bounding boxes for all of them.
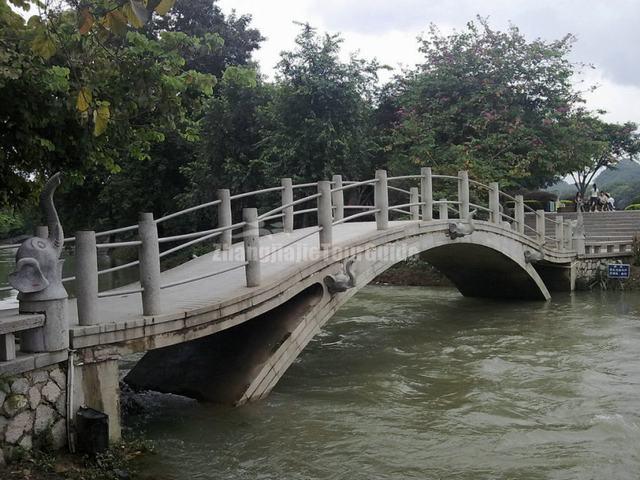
[50,419,66,450]
[5,411,33,444]
[41,381,61,404]
[10,378,29,395]
[30,370,49,385]
[27,386,41,410]
[55,394,66,416]
[0,416,8,442]
[0,378,10,394]
[3,394,28,416]
[0,390,6,409]
[18,434,32,450]
[0,447,5,466]
[50,368,66,389]
[114,469,130,480]
[34,404,55,435]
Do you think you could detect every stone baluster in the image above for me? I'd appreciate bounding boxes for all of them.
[457,170,469,220]
[217,188,232,250]
[317,181,333,250]
[515,195,525,234]
[555,215,564,252]
[564,220,573,250]
[138,212,161,316]
[375,170,389,230]
[243,208,261,287]
[439,199,448,220]
[332,174,344,222]
[281,178,294,233]
[420,167,433,221]
[489,182,500,224]
[535,210,545,245]
[410,187,420,221]
[76,231,99,326]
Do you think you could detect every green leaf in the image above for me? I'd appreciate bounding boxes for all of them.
[122,1,149,29]
[105,10,128,36]
[76,87,92,113]
[93,101,110,136]
[154,0,175,16]
[31,33,56,60]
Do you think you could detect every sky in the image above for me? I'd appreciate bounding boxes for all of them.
[217,0,640,126]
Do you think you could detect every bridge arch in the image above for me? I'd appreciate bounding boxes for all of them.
[125,221,555,404]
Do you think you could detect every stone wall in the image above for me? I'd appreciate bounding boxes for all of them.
[0,363,67,465]
[575,257,632,290]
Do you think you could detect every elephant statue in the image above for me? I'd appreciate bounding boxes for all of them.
[9,173,67,302]
[324,259,356,294]
[448,210,477,239]
[524,249,544,264]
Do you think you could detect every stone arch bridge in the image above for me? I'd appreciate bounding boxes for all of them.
[0,169,582,447]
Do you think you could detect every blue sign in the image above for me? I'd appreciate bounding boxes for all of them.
[608,264,630,279]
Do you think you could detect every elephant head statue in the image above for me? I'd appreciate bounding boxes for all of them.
[9,173,67,301]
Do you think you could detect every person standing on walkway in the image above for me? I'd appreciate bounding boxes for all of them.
[589,184,599,211]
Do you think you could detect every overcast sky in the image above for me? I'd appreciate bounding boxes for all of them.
[218,0,640,126]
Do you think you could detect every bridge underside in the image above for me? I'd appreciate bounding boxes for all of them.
[422,243,550,301]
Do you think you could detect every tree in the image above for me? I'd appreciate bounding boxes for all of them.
[258,24,384,183]
[384,18,583,190]
[562,112,640,196]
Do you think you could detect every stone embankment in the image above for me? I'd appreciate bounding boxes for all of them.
[0,365,67,465]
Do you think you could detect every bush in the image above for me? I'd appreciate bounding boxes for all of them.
[0,210,25,238]
[625,204,640,210]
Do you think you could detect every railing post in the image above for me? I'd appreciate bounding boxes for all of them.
[217,188,232,249]
[375,169,389,230]
[574,209,586,255]
[535,210,545,245]
[420,167,433,221]
[457,170,469,220]
[564,220,573,250]
[555,215,564,252]
[489,182,500,224]
[76,231,99,326]
[515,195,525,234]
[410,187,420,221]
[281,178,294,233]
[439,199,448,220]
[243,208,261,287]
[138,212,161,316]
[317,180,333,250]
[331,174,344,222]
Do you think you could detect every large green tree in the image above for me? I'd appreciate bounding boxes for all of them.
[384,18,584,190]
[259,24,384,183]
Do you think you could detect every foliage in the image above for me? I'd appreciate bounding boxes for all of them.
[382,17,585,190]
[258,24,385,183]
[564,112,640,197]
[625,204,640,211]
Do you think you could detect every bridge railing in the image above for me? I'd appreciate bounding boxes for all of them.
[1,169,579,324]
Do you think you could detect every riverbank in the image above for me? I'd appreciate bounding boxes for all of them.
[0,438,154,480]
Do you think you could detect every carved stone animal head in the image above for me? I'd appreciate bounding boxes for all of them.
[324,259,356,294]
[9,173,67,301]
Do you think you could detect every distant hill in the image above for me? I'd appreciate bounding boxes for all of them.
[594,159,640,208]
[545,159,640,208]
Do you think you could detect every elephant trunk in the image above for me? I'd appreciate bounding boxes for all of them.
[41,172,63,256]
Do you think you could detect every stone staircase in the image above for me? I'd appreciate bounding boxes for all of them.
[525,211,640,254]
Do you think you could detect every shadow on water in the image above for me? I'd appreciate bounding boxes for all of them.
[123,285,640,480]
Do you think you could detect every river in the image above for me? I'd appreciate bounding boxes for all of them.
[121,285,640,480]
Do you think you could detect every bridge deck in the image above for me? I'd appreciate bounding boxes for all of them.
[68,221,397,328]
